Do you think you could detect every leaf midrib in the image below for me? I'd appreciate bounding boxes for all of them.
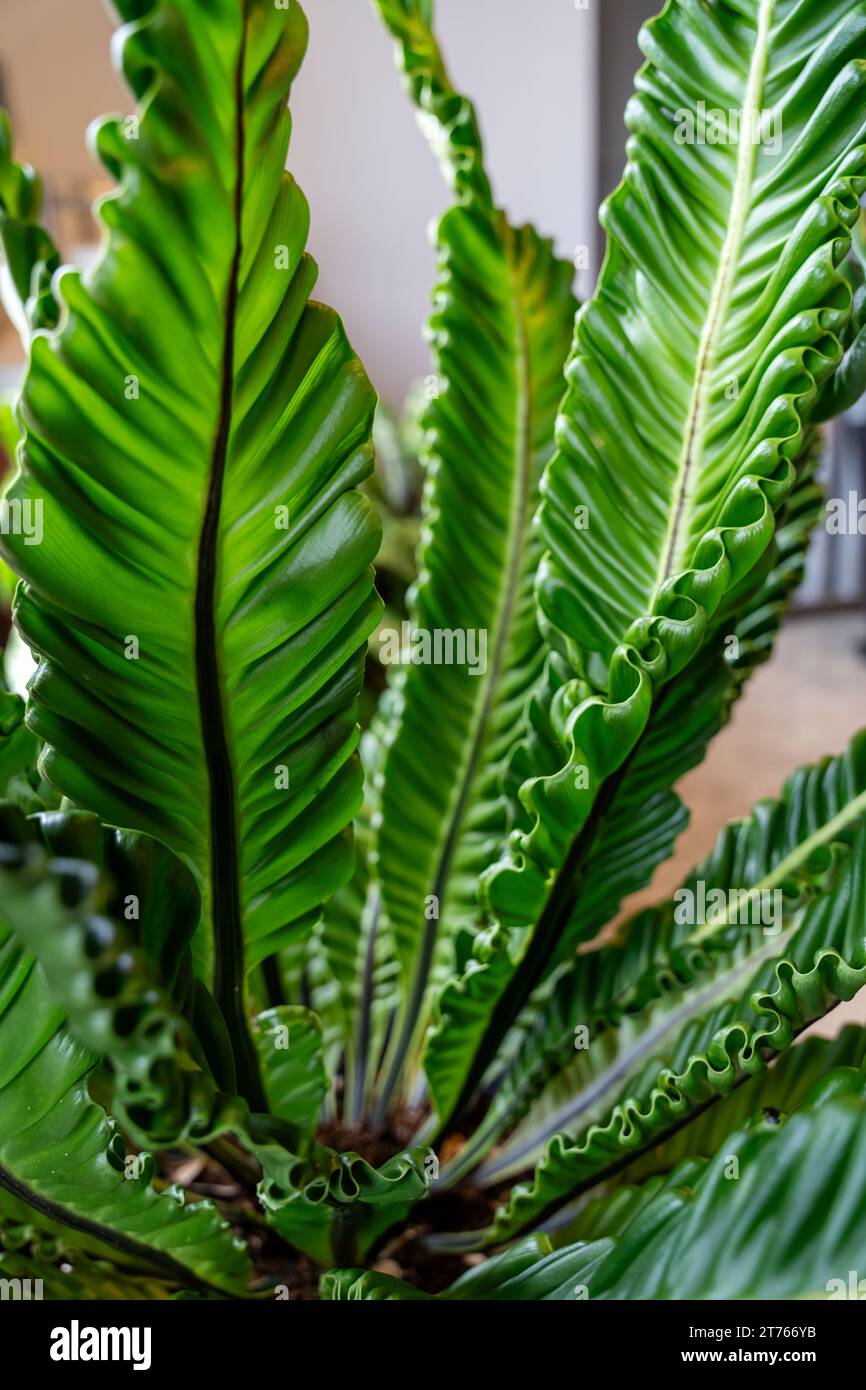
[374,219,539,1115]
[687,782,866,946]
[193,4,264,1110]
[475,772,866,1176]
[653,0,775,593]
[424,220,537,981]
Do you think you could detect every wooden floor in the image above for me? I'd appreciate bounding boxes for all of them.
[628,610,866,1034]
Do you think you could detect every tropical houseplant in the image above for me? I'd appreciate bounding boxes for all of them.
[0,0,866,1300]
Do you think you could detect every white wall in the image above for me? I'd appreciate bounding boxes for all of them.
[0,0,599,406]
[291,0,599,405]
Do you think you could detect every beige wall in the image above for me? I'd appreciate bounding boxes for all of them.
[0,0,598,404]
[0,0,123,179]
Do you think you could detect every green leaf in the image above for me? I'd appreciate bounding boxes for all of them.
[477,850,866,1244]
[0,688,40,803]
[547,1160,706,1252]
[585,1095,866,1299]
[812,322,866,419]
[0,109,60,338]
[0,1246,175,1300]
[611,1024,866,1187]
[0,803,253,1148]
[447,730,866,1186]
[717,430,823,684]
[370,0,578,1106]
[321,1233,609,1301]
[254,1005,328,1139]
[422,1,866,1131]
[321,1266,431,1300]
[0,865,251,1294]
[534,437,822,969]
[0,0,381,1109]
[370,401,422,522]
[436,736,866,1242]
[541,1,866,670]
[373,0,491,205]
[31,806,200,993]
[315,714,400,1121]
[474,434,820,1074]
[258,1139,434,1266]
[424,477,821,1137]
[813,246,866,419]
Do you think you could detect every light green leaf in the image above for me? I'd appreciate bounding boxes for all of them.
[0,0,381,1109]
[258,1139,434,1266]
[540,0,866,668]
[0,688,40,804]
[373,0,491,204]
[0,109,60,338]
[423,0,866,1131]
[370,0,578,1107]
[254,1005,328,1139]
